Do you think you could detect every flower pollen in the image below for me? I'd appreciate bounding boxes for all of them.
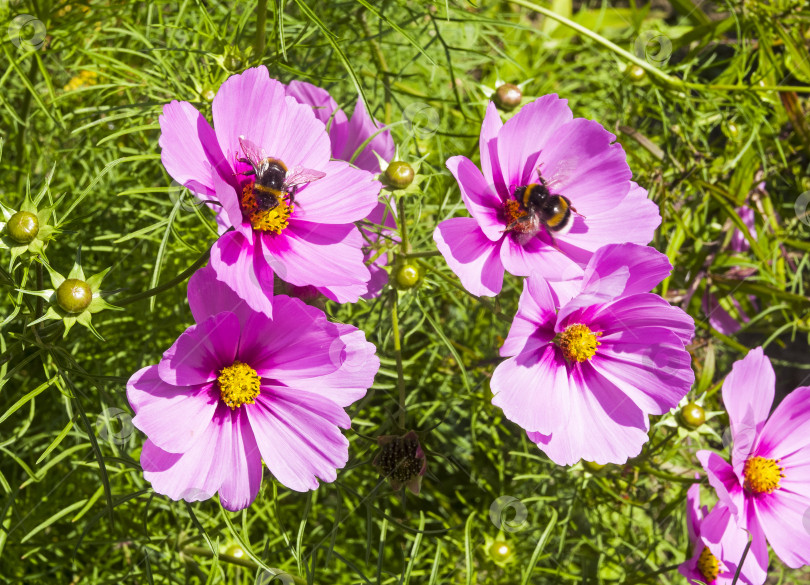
[697,546,720,583]
[240,183,293,234]
[558,323,602,363]
[503,199,527,230]
[217,361,261,409]
[743,456,783,494]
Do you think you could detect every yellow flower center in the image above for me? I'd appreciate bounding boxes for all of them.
[216,361,261,409]
[557,324,602,363]
[743,456,783,494]
[240,183,293,234]
[697,546,720,583]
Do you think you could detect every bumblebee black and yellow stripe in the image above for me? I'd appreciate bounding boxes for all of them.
[545,197,571,231]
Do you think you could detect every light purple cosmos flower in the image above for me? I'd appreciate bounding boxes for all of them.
[698,348,810,574]
[491,243,694,465]
[286,80,396,299]
[159,66,382,308]
[126,265,379,510]
[730,205,756,253]
[433,97,661,296]
[679,483,764,585]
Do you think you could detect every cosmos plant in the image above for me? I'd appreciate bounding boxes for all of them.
[127,265,379,509]
[434,97,661,296]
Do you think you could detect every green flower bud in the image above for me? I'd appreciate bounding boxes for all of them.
[225,55,243,71]
[396,263,422,289]
[679,402,706,429]
[201,87,216,102]
[57,278,92,313]
[488,540,512,562]
[494,83,522,110]
[7,211,39,244]
[385,161,415,189]
[628,65,646,82]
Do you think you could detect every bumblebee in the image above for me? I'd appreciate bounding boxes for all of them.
[237,136,325,211]
[507,177,575,237]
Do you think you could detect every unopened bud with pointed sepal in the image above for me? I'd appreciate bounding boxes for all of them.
[24,253,121,339]
[1,190,58,266]
[494,83,522,110]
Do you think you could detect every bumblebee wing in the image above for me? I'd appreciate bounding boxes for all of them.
[238,135,267,167]
[539,158,577,192]
[283,167,327,189]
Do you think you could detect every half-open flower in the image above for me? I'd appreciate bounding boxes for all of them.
[434,97,661,296]
[158,66,382,307]
[127,265,379,510]
[491,243,694,465]
[698,347,810,573]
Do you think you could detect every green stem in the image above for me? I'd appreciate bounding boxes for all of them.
[117,247,210,307]
[730,540,752,585]
[639,464,701,484]
[390,289,406,428]
[255,0,268,61]
[401,250,441,259]
[397,196,410,254]
[181,546,307,585]
[509,0,810,94]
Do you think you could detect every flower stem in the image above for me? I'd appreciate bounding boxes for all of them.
[117,247,210,307]
[390,289,406,428]
[255,0,268,61]
[730,540,752,585]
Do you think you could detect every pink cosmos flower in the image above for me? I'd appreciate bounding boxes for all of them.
[698,347,810,574]
[285,80,397,299]
[433,97,661,296]
[730,205,756,253]
[491,243,694,465]
[158,66,382,308]
[679,483,765,585]
[126,265,379,510]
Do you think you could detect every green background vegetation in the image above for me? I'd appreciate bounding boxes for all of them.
[1,0,809,583]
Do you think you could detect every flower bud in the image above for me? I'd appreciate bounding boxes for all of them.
[678,402,706,429]
[494,83,522,110]
[384,161,415,189]
[57,279,92,313]
[488,541,512,562]
[628,65,646,82]
[396,263,422,289]
[6,211,39,244]
[201,87,216,102]
[225,55,243,71]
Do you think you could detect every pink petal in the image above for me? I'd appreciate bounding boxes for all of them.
[479,102,506,194]
[140,404,234,502]
[756,386,810,462]
[301,323,379,408]
[536,117,631,217]
[218,408,263,511]
[528,364,649,465]
[285,79,349,158]
[187,264,261,327]
[247,386,351,491]
[492,345,571,435]
[209,230,273,316]
[341,99,394,173]
[158,312,239,386]
[579,242,672,299]
[584,293,695,347]
[686,483,702,543]
[500,276,558,357]
[212,171,252,240]
[592,328,694,415]
[291,160,380,224]
[553,182,660,252]
[697,450,743,516]
[261,222,370,301]
[721,347,774,467]
[158,100,228,198]
[237,296,341,381]
[446,155,504,242]
[499,232,583,281]
[433,217,504,296]
[497,94,573,190]
[212,66,330,171]
[700,503,766,585]
[753,489,810,568]
[128,365,219,453]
